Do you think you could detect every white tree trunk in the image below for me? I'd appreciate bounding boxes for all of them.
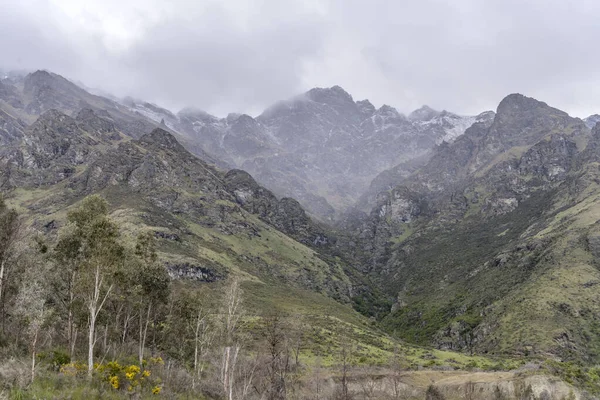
[31,330,38,384]
[0,259,5,308]
[87,265,112,376]
[67,270,76,359]
[139,303,151,367]
[88,307,96,375]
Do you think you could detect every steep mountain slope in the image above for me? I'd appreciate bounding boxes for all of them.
[354,110,497,212]
[125,86,485,220]
[0,70,219,166]
[0,104,523,380]
[2,70,487,221]
[343,94,600,363]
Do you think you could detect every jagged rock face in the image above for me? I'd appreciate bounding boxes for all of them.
[3,70,487,221]
[0,70,166,142]
[224,169,278,218]
[71,128,233,223]
[165,262,224,282]
[584,114,600,129]
[357,94,587,233]
[223,114,272,161]
[579,123,600,164]
[518,134,578,181]
[0,80,23,109]
[23,70,92,115]
[0,109,26,146]
[131,85,485,220]
[75,108,121,141]
[471,94,585,171]
[340,93,600,360]
[0,110,116,187]
[375,187,426,224]
[352,111,496,213]
[224,169,328,246]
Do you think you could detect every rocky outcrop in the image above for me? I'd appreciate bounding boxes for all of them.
[224,169,329,246]
[0,110,117,187]
[342,93,597,360]
[75,108,121,141]
[165,262,224,282]
[0,109,26,147]
[518,134,578,181]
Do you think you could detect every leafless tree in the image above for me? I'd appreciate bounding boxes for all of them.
[264,314,291,400]
[389,345,404,400]
[359,375,380,400]
[192,307,216,390]
[310,358,325,400]
[336,339,354,400]
[14,252,52,384]
[0,202,21,331]
[220,278,244,400]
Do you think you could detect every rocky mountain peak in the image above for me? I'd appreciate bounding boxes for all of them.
[409,105,440,121]
[306,85,355,105]
[177,107,219,123]
[138,128,184,151]
[356,99,376,116]
[23,70,73,96]
[377,104,403,118]
[476,110,496,121]
[584,114,600,129]
[23,70,53,87]
[495,93,559,117]
[232,114,256,125]
[226,113,242,122]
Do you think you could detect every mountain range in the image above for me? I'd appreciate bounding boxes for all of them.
[3,68,600,384]
[123,84,494,220]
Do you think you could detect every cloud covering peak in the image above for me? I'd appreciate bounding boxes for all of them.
[2,0,600,117]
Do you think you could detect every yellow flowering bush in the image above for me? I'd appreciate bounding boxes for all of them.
[149,356,164,365]
[109,375,120,389]
[124,364,141,381]
[92,358,161,393]
[59,362,87,377]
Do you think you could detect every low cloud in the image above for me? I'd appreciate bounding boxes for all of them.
[2,0,600,117]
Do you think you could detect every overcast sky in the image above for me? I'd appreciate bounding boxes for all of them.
[2,0,600,118]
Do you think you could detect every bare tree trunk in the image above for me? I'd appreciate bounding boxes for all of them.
[193,311,201,390]
[0,258,6,333]
[31,329,38,384]
[103,323,109,353]
[222,346,230,397]
[139,303,151,367]
[67,270,76,359]
[88,312,96,375]
[220,278,243,400]
[340,344,352,400]
[71,327,78,360]
[87,266,112,376]
[223,345,239,400]
[122,308,134,351]
[0,258,6,313]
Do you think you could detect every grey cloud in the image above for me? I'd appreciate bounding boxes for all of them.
[2,0,600,117]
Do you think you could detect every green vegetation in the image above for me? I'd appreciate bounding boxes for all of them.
[2,188,553,399]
